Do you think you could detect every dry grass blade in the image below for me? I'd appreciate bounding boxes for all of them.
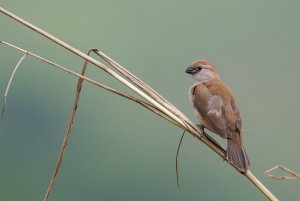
[92,49,170,103]
[93,50,199,132]
[43,49,93,201]
[264,165,300,180]
[176,130,185,188]
[1,52,27,120]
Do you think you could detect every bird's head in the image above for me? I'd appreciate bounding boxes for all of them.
[185,60,217,82]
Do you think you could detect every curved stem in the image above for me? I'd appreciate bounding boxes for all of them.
[1,53,27,119]
[176,130,185,188]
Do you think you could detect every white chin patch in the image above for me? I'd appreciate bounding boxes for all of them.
[193,74,208,82]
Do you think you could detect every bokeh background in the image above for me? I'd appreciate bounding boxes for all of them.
[1,1,300,200]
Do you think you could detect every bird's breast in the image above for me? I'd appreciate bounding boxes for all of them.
[188,83,212,127]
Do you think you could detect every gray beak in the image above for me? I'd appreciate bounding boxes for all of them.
[185,66,197,74]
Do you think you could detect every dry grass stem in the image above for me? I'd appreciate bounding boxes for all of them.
[0,6,279,201]
[43,50,92,201]
[1,53,27,120]
[176,130,185,188]
[264,165,300,180]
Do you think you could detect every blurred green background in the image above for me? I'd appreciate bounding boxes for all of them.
[1,1,300,200]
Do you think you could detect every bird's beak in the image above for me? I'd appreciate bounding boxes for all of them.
[185,66,197,74]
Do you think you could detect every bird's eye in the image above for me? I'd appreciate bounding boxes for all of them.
[197,66,202,71]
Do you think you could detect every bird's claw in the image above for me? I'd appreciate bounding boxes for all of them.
[196,124,205,132]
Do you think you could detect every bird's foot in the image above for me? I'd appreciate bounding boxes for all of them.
[223,149,228,161]
[196,124,205,132]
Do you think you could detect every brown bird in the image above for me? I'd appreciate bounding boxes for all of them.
[185,60,250,172]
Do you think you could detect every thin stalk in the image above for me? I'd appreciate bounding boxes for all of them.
[246,171,279,200]
[43,50,92,201]
[1,53,27,119]
[265,165,300,180]
[176,130,185,188]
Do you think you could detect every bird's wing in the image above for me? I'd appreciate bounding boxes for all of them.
[206,95,230,138]
[206,96,243,139]
[224,100,242,133]
[192,85,229,138]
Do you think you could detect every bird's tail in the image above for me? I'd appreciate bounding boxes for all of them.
[227,133,250,173]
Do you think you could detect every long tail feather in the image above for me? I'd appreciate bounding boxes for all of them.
[227,134,250,173]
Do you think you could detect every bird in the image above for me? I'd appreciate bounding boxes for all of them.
[185,59,250,173]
